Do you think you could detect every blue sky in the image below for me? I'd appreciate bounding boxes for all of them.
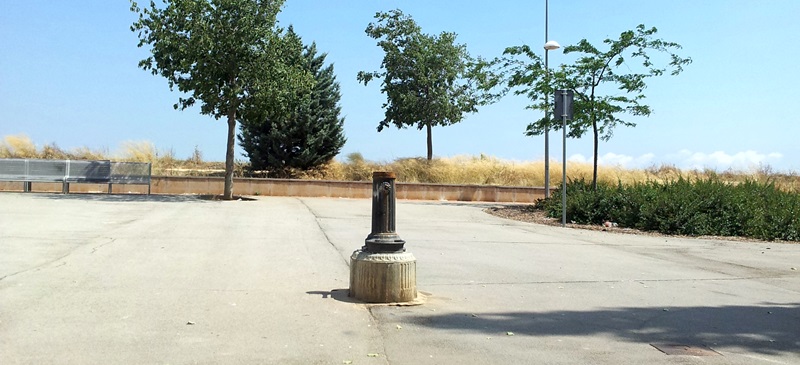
[1,1,799,172]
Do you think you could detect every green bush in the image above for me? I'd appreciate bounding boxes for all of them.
[541,177,800,241]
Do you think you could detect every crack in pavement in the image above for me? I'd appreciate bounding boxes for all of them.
[0,237,116,282]
[0,250,73,282]
[367,306,393,365]
[296,198,353,267]
[90,238,116,254]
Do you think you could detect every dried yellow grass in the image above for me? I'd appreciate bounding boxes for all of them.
[68,146,109,160]
[118,141,185,175]
[0,135,38,158]
[311,154,799,192]
[1,135,108,160]
[1,135,193,176]
[316,154,664,187]
[2,134,798,190]
[118,141,157,163]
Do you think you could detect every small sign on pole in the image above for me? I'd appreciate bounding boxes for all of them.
[554,90,574,120]
[555,90,574,227]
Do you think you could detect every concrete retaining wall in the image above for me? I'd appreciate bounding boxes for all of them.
[0,176,545,203]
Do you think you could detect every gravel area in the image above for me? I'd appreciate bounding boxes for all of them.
[483,205,629,233]
[484,204,787,244]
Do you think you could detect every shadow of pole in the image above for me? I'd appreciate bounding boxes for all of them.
[305,289,363,304]
[400,303,800,355]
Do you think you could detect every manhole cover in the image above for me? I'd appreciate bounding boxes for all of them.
[650,343,721,356]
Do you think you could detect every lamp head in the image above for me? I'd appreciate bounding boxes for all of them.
[544,40,561,51]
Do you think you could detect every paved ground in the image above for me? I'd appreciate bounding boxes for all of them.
[0,193,798,365]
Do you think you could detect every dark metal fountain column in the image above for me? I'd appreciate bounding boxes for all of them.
[364,172,405,253]
[349,172,418,303]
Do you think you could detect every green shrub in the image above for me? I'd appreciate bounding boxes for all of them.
[542,177,800,241]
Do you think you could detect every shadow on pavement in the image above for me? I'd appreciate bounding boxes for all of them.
[27,192,205,203]
[406,201,509,208]
[306,289,363,304]
[404,303,800,355]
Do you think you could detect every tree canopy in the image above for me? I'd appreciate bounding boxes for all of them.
[357,9,494,160]
[239,28,346,177]
[502,24,691,189]
[130,0,310,199]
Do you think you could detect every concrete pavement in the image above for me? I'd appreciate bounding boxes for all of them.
[1,193,798,364]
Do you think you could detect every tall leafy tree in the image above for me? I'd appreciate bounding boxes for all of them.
[130,0,310,199]
[357,9,494,161]
[238,28,346,177]
[503,24,691,190]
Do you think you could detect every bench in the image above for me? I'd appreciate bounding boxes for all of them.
[0,158,151,194]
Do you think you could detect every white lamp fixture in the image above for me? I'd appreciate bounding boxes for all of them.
[544,40,561,51]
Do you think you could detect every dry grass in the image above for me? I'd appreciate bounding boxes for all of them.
[2,134,798,191]
[312,153,800,192]
[313,153,655,187]
[118,141,181,175]
[0,134,215,176]
[0,135,38,158]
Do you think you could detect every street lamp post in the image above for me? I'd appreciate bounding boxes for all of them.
[543,0,560,198]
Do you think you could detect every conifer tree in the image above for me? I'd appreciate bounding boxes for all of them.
[239,28,346,176]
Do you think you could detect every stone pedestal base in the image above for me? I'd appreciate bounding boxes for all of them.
[349,250,417,303]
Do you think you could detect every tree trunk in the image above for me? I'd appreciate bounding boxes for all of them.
[426,121,433,161]
[223,108,236,200]
[592,119,599,192]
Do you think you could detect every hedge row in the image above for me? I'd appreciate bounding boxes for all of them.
[540,178,800,241]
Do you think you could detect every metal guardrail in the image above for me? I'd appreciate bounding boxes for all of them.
[0,158,151,194]
[109,161,152,194]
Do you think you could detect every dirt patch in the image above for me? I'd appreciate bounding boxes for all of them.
[484,205,638,233]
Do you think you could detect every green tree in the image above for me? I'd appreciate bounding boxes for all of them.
[238,28,346,177]
[503,24,691,190]
[357,9,493,161]
[130,0,309,199]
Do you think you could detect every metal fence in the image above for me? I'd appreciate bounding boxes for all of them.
[0,158,151,194]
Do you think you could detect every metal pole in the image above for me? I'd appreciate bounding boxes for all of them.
[543,0,550,198]
[561,90,568,227]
